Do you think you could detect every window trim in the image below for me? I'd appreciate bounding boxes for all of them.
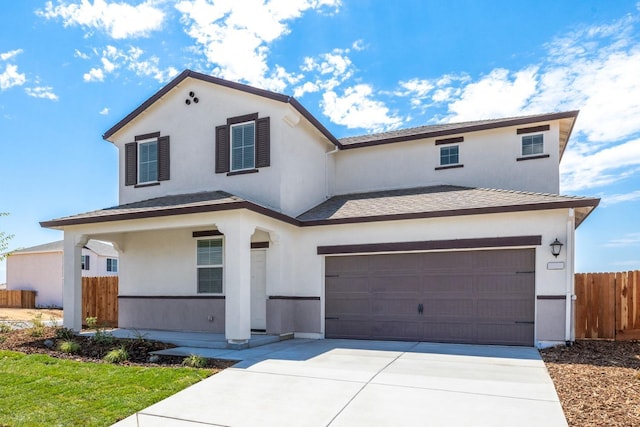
[137,138,159,184]
[195,237,224,295]
[230,121,256,172]
[521,133,544,157]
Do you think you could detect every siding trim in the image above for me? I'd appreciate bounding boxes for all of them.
[435,136,464,145]
[192,230,223,238]
[536,295,567,300]
[268,296,320,300]
[317,235,542,255]
[516,154,550,162]
[517,124,550,135]
[118,295,226,300]
[135,131,161,141]
[435,164,464,171]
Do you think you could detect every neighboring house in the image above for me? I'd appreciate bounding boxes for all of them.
[6,240,118,308]
[41,70,599,348]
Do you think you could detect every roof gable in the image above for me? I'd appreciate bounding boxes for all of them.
[102,69,340,147]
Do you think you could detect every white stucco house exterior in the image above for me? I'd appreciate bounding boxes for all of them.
[41,70,599,348]
[6,240,118,308]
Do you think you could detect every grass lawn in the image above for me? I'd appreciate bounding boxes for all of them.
[0,350,213,427]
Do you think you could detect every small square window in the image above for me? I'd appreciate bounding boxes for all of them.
[106,258,118,273]
[440,145,459,166]
[231,122,255,171]
[196,239,223,294]
[139,140,158,183]
[81,255,90,271]
[522,134,543,156]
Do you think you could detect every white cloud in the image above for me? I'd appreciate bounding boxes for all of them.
[0,49,23,61]
[82,45,178,83]
[604,232,640,247]
[0,64,26,90]
[83,67,104,82]
[37,0,165,39]
[561,138,640,191]
[74,49,90,59]
[321,84,402,132]
[99,107,109,115]
[351,39,365,51]
[601,189,640,206]
[175,0,340,91]
[25,86,59,101]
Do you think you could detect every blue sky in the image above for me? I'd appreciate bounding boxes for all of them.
[1,0,640,281]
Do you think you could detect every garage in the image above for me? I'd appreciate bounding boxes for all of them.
[325,248,535,346]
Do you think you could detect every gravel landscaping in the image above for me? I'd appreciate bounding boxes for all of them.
[541,340,640,427]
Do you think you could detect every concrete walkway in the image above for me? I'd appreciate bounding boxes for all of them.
[113,339,567,427]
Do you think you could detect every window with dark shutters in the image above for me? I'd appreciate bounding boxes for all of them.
[215,114,270,173]
[125,132,170,186]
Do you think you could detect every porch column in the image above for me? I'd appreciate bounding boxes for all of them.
[218,220,254,345]
[63,233,88,331]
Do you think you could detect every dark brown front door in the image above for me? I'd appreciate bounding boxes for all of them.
[325,249,535,346]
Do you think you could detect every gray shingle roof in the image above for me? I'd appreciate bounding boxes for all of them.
[41,186,599,229]
[296,185,599,226]
[339,111,579,148]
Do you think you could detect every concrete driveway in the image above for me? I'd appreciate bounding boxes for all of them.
[113,339,567,427]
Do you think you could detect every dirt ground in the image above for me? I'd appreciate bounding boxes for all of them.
[0,308,63,322]
[541,340,640,426]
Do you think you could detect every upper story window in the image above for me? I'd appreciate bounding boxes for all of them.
[196,239,223,294]
[522,134,543,156]
[139,140,158,183]
[106,258,118,273]
[125,132,170,187]
[440,145,459,166]
[231,121,256,171]
[216,113,270,176]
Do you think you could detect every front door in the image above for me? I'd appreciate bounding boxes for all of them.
[250,250,267,332]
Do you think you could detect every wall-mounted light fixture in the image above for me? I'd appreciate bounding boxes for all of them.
[550,238,563,258]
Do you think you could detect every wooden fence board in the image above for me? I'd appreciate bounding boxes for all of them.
[0,290,36,308]
[575,270,640,340]
[81,276,118,327]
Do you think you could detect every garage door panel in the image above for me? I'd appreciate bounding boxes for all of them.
[422,275,474,293]
[369,275,422,293]
[325,249,535,346]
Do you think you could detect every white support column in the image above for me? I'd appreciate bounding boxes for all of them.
[218,219,254,346]
[63,232,88,332]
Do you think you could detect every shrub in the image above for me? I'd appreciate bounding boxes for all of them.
[0,323,12,333]
[182,354,207,368]
[85,317,98,329]
[55,327,75,340]
[29,313,45,337]
[104,347,129,364]
[86,317,115,345]
[58,340,81,354]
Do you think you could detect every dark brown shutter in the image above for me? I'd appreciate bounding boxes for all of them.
[158,135,170,181]
[85,255,90,270]
[215,125,230,173]
[256,116,270,168]
[125,142,137,186]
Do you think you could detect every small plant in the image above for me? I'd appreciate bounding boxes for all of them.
[58,340,81,354]
[182,354,207,368]
[0,323,12,333]
[55,327,75,340]
[0,336,6,344]
[29,314,45,337]
[104,346,129,364]
[86,317,115,345]
[130,328,149,343]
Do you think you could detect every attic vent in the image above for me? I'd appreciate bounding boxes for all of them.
[185,91,199,105]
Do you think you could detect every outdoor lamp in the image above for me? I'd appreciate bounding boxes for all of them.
[550,238,563,258]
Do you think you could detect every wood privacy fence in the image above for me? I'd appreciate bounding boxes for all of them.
[82,276,118,327]
[575,270,640,340]
[0,290,36,308]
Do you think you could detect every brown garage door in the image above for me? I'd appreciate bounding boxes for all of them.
[325,249,535,346]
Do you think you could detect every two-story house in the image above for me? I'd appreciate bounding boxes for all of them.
[41,70,599,348]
